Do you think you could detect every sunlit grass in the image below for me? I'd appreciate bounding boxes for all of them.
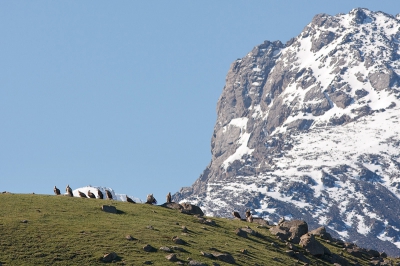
[0,194,397,265]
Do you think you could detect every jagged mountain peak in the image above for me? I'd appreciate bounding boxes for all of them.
[174,8,400,256]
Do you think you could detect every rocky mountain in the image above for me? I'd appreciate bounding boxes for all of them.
[174,8,400,256]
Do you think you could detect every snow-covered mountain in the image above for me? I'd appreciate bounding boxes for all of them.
[174,8,400,256]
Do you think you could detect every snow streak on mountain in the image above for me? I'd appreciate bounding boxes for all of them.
[174,8,400,255]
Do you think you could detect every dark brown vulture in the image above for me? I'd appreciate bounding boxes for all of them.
[146,194,157,204]
[66,185,73,197]
[232,211,241,219]
[105,189,113,200]
[166,192,171,203]
[97,189,104,199]
[245,209,251,218]
[126,196,136,203]
[87,190,96,199]
[54,186,61,195]
[78,190,87,198]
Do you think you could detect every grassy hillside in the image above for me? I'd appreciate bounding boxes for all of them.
[0,194,397,265]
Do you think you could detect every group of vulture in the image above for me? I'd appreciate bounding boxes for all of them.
[53,185,170,204]
[232,209,253,222]
[53,185,136,203]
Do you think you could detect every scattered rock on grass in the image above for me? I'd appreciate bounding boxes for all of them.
[188,260,207,266]
[21,220,28,223]
[102,252,117,262]
[240,249,248,254]
[101,205,117,214]
[235,228,248,238]
[200,251,214,258]
[165,253,178,262]
[159,246,172,252]
[172,246,186,252]
[299,234,328,256]
[125,235,135,241]
[212,252,235,264]
[172,236,186,245]
[143,244,156,252]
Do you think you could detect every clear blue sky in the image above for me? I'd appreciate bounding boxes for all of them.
[1,1,399,201]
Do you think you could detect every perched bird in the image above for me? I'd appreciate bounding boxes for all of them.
[87,190,96,199]
[66,185,73,197]
[245,209,253,222]
[126,196,136,203]
[78,191,87,198]
[146,194,157,204]
[166,192,172,203]
[232,211,241,219]
[97,189,104,199]
[105,189,113,200]
[54,186,61,195]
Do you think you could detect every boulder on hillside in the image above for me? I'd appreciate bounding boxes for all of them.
[299,233,329,257]
[212,252,235,264]
[180,203,204,216]
[252,217,269,226]
[270,219,308,243]
[161,202,183,210]
[101,205,117,214]
[102,252,118,262]
[309,226,333,241]
[161,202,204,216]
[269,226,291,241]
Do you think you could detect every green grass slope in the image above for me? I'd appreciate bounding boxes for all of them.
[0,194,398,265]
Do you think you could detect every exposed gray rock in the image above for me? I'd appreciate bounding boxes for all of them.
[159,246,172,252]
[101,205,117,214]
[188,261,207,266]
[143,244,156,252]
[308,226,332,241]
[102,252,117,262]
[180,203,204,216]
[165,253,177,262]
[299,234,327,256]
[211,253,235,264]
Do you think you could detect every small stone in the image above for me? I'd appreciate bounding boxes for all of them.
[21,220,28,223]
[146,225,154,230]
[166,253,177,262]
[172,236,185,245]
[240,249,248,254]
[188,261,207,266]
[200,251,214,258]
[125,235,135,241]
[211,252,235,264]
[159,246,172,252]
[101,205,117,214]
[102,252,117,262]
[182,226,188,233]
[143,244,156,252]
[143,261,153,265]
[172,246,186,252]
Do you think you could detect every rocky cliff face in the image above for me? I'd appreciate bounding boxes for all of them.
[174,8,400,256]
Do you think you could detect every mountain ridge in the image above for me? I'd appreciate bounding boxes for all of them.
[174,8,400,256]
